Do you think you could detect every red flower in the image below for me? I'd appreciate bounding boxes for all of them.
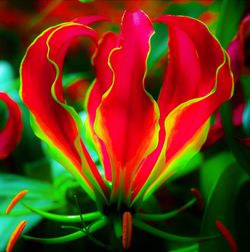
[0,92,22,159]
[206,14,250,147]
[20,10,233,209]
[228,14,250,81]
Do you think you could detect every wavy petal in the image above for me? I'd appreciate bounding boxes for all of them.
[143,55,233,202]
[94,10,159,203]
[20,21,108,201]
[86,32,118,182]
[0,92,22,159]
[132,15,234,202]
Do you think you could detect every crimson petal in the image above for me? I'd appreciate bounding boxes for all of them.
[133,15,234,202]
[86,32,118,182]
[21,21,108,201]
[94,10,159,203]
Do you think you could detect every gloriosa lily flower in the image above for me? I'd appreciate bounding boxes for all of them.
[16,9,233,249]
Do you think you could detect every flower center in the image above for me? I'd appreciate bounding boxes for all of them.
[102,203,135,216]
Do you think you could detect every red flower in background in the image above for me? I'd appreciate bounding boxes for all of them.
[228,14,250,80]
[0,92,22,159]
[206,14,250,147]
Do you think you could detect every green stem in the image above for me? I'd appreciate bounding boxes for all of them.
[220,104,250,173]
[61,223,112,250]
[22,217,109,244]
[215,0,230,45]
[133,219,219,243]
[134,198,196,221]
[1,203,64,217]
[22,202,102,222]
[216,0,245,47]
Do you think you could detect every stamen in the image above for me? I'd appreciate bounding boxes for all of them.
[133,219,219,242]
[122,211,132,249]
[6,190,29,214]
[6,220,26,252]
[134,198,196,221]
[190,188,204,210]
[216,221,238,252]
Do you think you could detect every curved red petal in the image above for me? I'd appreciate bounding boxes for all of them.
[144,55,233,202]
[132,15,234,201]
[163,57,231,158]
[162,51,233,169]
[0,92,22,159]
[20,22,108,200]
[86,32,118,182]
[94,10,159,201]
[157,15,226,117]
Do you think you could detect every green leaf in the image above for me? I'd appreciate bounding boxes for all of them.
[62,72,91,88]
[0,173,56,207]
[241,75,250,100]
[23,158,52,182]
[0,174,64,251]
[199,154,249,252]
[217,0,250,177]
[169,244,198,252]
[215,0,245,48]
[0,61,14,86]
[0,214,41,251]
[167,153,203,184]
[147,23,168,73]
[0,173,53,195]
[12,104,45,164]
[0,61,21,104]
[164,2,209,17]
[200,152,235,201]
[0,100,8,131]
